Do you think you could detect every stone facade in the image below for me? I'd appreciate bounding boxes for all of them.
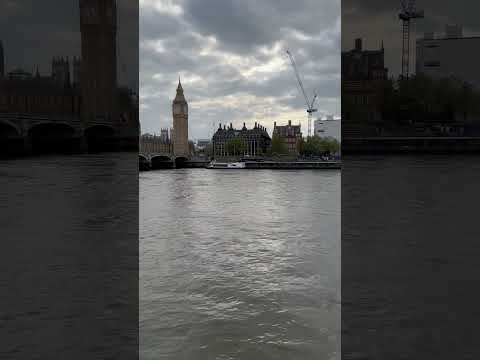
[79,0,118,124]
[172,79,189,157]
[139,131,172,154]
[0,68,81,116]
[0,0,139,155]
[0,0,136,127]
[212,122,271,157]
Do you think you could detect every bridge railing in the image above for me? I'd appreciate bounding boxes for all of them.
[0,112,82,123]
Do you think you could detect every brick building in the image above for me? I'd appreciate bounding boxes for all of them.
[273,120,302,154]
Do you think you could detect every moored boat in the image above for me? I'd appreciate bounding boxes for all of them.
[207,160,246,169]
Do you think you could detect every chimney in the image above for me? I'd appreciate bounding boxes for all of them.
[355,38,362,51]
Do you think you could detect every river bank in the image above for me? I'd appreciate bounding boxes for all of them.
[139,158,342,171]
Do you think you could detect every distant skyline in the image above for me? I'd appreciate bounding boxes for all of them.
[342,0,480,77]
[140,0,341,140]
[0,0,138,89]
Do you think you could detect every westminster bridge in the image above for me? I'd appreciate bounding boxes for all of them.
[0,112,138,155]
[139,152,210,170]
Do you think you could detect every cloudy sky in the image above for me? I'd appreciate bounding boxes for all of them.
[140,0,341,140]
[0,0,137,88]
[343,0,480,77]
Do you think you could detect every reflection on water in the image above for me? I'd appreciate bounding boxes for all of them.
[0,153,138,360]
[140,169,340,360]
[342,156,480,359]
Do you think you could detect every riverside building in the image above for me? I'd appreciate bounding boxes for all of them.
[212,122,271,157]
[273,120,302,155]
[314,115,341,142]
[416,25,480,88]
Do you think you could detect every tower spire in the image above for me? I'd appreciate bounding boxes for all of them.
[174,75,185,101]
[177,76,183,91]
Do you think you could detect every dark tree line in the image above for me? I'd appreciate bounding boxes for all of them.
[343,75,480,124]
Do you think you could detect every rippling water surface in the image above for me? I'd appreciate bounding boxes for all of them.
[342,156,480,359]
[140,169,340,360]
[0,153,138,359]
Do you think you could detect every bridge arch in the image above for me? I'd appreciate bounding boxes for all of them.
[85,125,117,152]
[0,120,21,137]
[151,154,174,169]
[174,156,188,168]
[28,122,78,154]
[0,121,23,157]
[139,154,150,171]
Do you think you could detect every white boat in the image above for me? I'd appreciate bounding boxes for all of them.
[207,160,246,169]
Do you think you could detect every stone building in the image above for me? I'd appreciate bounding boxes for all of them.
[273,120,302,154]
[0,0,137,127]
[79,0,118,123]
[0,66,81,116]
[212,122,271,157]
[172,79,189,157]
[416,25,480,88]
[139,131,172,154]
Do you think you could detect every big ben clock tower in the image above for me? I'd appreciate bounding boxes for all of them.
[172,78,189,157]
[79,0,118,124]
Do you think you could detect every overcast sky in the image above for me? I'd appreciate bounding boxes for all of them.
[140,0,341,139]
[343,0,480,77]
[0,0,137,88]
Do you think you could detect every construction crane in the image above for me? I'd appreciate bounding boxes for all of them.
[399,0,424,79]
[286,49,317,137]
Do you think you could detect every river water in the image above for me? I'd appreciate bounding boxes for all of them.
[0,153,138,359]
[342,155,480,359]
[140,169,340,360]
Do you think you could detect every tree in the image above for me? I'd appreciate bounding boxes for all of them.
[270,133,288,155]
[300,136,340,157]
[226,138,246,156]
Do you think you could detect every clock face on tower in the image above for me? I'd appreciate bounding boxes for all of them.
[173,104,182,115]
[182,104,188,114]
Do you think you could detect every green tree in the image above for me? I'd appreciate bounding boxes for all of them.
[300,136,340,157]
[270,133,288,155]
[226,138,246,156]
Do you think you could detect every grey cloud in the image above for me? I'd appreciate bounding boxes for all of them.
[0,1,137,88]
[140,0,341,138]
